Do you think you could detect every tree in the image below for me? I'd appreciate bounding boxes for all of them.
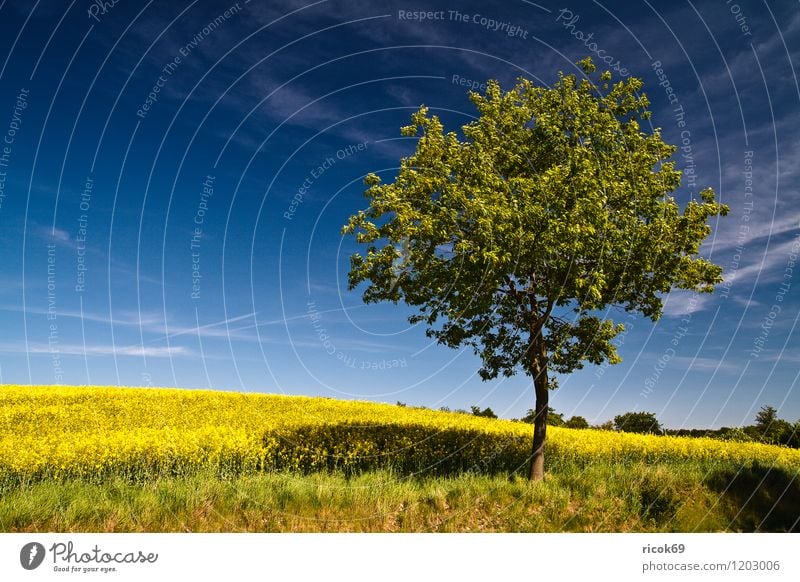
[718,427,755,443]
[521,407,564,426]
[754,405,778,433]
[564,415,590,429]
[790,421,800,449]
[342,57,728,480]
[613,411,662,434]
[470,405,498,419]
[754,405,794,445]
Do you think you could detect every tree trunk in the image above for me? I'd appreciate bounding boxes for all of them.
[528,332,549,481]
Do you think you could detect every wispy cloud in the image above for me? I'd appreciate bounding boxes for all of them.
[668,355,741,374]
[7,304,378,349]
[711,214,799,255]
[662,232,798,318]
[33,224,74,247]
[661,289,718,317]
[4,304,262,344]
[2,305,165,328]
[159,312,259,341]
[721,235,800,287]
[0,342,191,358]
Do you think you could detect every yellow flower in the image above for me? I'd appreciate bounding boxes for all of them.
[1,384,798,485]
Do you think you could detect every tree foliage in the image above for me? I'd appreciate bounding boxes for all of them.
[343,57,728,479]
[470,405,498,419]
[755,405,779,430]
[564,415,590,429]
[521,407,564,426]
[665,406,799,448]
[754,405,796,446]
[613,411,663,434]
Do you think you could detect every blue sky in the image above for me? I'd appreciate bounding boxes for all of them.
[0,0,798,428]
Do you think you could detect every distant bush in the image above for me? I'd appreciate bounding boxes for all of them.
[593,420,615,431]
[470,406,498,419]
[564,416,590,429]
[520,407,564,426]
[614,412,663,435]
[665,406,799,449]
[718,427,755,443]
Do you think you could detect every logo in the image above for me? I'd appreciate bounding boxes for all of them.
[20,542,46,570]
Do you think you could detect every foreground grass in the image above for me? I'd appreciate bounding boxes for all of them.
[2,461,797,532]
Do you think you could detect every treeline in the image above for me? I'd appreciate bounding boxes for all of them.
[517,405,800,449]
[400,401,800,449]
[665,406,800,448]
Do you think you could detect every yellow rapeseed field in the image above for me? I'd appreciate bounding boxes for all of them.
[2,385,798,486]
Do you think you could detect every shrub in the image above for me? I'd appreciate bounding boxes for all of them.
[564,416,589,429]
[614,412,663,435]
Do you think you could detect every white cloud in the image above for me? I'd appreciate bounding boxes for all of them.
[50,227,70,242]
[668,355,741,374]
[721,235,800,286]
[661,289,718,317]
[0,342,191,358]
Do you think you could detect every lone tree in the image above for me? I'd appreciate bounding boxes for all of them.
[564,415,590,429]
[342,58,728,480]
[753,405,795,445]
[613,411,663,434]
[470,405,498,419]
[754,405,779,434]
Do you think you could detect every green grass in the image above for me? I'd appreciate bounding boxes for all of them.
[3,460,796,532]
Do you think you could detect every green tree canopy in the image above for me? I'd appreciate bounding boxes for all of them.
[521,407,564,426]
[613,411,663,434]
[564,415,590,429]
[754,405,779,433]
[754,405,795,445]
[343,58,728,480]
[470,405,498,419]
